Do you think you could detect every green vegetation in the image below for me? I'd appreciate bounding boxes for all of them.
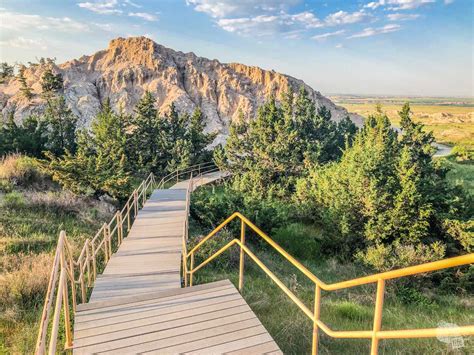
[187,211,474,354]
[190,97,473,352]
[1,85,473,353]
[0,154,114,353]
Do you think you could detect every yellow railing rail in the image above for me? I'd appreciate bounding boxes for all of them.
[184,212,474,355]
[35,172,155,355]
[35,161,220,354]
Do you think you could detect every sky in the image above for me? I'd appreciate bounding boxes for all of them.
[0,0,472,97]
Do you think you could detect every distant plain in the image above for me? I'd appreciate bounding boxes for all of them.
[331,96,474,147]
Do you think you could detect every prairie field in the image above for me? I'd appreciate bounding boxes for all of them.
[331,97,474,147]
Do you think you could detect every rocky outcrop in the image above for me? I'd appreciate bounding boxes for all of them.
[0,37,362,144]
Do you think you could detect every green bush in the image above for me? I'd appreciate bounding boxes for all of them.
[451,144,473,162]
[272,223,321,260]
[2,191,25,208]
[0,154,48,188]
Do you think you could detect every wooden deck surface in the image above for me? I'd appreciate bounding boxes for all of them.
[74,172,281,354]
[73,280,281,354]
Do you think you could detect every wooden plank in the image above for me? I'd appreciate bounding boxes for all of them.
[74,173,280,354]
[74,307,255,351]
[224,340,282,354]
[75,286,238,328]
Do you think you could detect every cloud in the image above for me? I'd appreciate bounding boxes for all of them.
[387,13,420,20]
[364,0,434,10]
[78,0,123,14]
[335,43,343,48]
[186,0,300,18]
[324,10,372,26]
[0,36,48,50]
[123,0,142,8]
[444,0,454,4]
[291,11,323,28]
[128,12,158,21]
[348,24,401,38]
[0,10,90,32]
[312,30,345,41]
[216,11,328,36]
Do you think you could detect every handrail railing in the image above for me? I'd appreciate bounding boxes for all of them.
[35,160,219,354]
[35,172,155,355]
[184,212,474,355]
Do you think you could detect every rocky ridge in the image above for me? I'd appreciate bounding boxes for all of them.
[0,37,362,144]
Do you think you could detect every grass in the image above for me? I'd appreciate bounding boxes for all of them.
[189,227,473,354]
[337,102,474,147]
[0,155,114,353]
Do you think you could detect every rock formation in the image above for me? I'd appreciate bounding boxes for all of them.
[0,36,362,144]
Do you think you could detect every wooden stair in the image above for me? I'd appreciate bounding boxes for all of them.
[73,280,281,354]
[73,172,281,354]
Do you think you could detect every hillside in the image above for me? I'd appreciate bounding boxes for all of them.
[0,37,362,145]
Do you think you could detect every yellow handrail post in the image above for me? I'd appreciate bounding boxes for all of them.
[65,243,77,313]
[133,190,138,216]
[190,253,194,286]
[80,269,86,304]
[103,223,109,262]
[85,239,91,287]
[127,202,131,231]
[238,219,246,293]
[107,224,112,258]
[312,284,322,355]
[61,271,73,349]
[57,232,73,349]
[371,279,385,355]
[117,212,123,244]
[48,269,65,355]
[91,239,97,282]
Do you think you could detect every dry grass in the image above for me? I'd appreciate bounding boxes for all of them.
[0,153,51,192]
[340,103,474,146]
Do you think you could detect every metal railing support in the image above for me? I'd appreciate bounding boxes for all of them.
[186,212,474,353]
[238,219,245,293]
[312,284,322,355]
[190,253,194,287]
[36,166,223,354]
[371,279,385,355]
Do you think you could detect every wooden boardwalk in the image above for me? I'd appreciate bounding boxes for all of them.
[74,173,281,354]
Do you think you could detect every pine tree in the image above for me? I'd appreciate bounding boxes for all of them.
[187,108,216,162]
[17,65,33,100]
[46,99,131,199]
[0,62,14,83]
[41,65,63,99]
[126,91,164,174]
[43,96,77,156]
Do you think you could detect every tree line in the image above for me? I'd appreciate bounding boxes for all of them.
[208,90,472,273]
[0,62,214,199]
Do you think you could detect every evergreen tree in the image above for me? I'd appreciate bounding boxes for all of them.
[187,108,216,162]
[296,104,470,270]
[126,91,164,174]
[223,87,354,199]
[41,65,63,99]
[0,62,14,83]
[0,113,47,157]
[17,65,33,100]
[46,99,131,199]
[43,96,77,156]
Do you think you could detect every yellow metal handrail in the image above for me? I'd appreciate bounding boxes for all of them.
[35,172,155,354]
[35,161,218,354]
[185,212,474,355]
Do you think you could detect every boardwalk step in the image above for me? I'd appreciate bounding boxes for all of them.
[73,172,280,354]
[73,279,281,354]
